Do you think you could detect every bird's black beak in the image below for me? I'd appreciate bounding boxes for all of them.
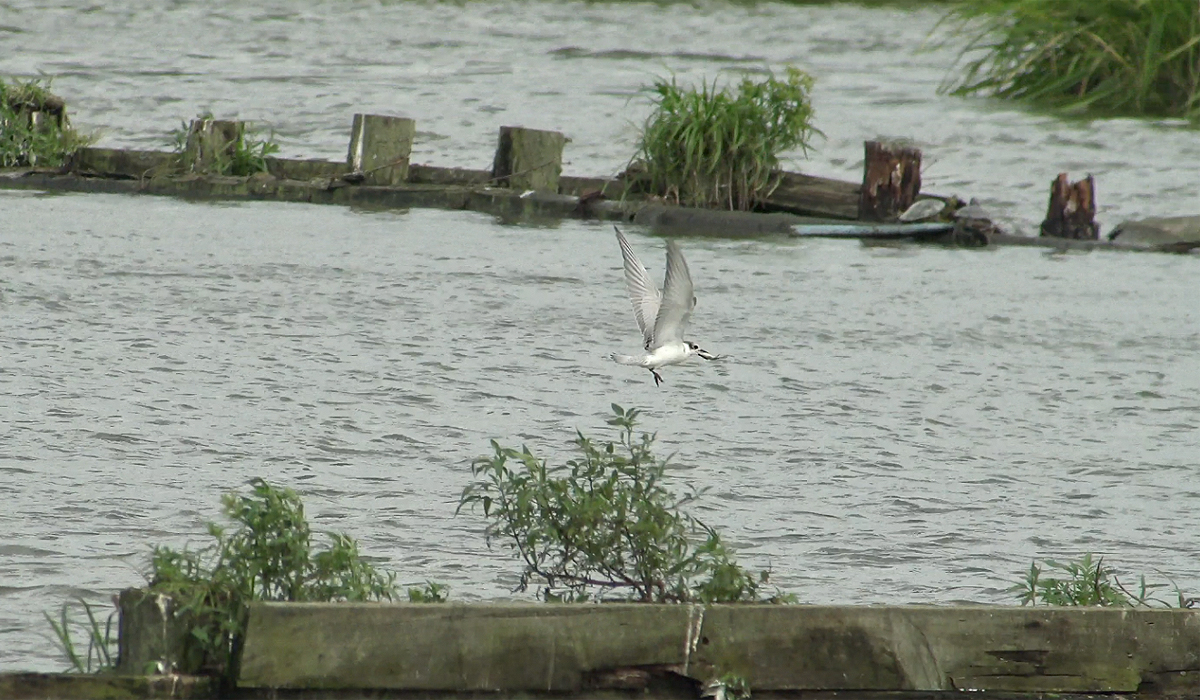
[697,349,717,360]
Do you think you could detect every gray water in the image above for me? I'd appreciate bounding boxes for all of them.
[1,0,1199,673]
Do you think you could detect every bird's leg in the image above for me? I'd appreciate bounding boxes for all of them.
[651,369,664,386]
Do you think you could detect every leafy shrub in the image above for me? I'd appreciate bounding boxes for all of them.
[1013,553,1196,607]
[633,68,820,211]
[147,478,402,676]
[940,0,1200,119]
[0,78,94,167]
[460,404,787,603]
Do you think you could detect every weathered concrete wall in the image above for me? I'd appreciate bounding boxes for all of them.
[0,672,216,699]
[692,605,1200,693]
[236,603,1200,694]
[239,602,701,691]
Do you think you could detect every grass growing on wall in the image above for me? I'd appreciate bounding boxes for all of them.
[1013,553,1198,607]
[0,78,94,167]
[632,68,820,211]
[939,0,1200,120]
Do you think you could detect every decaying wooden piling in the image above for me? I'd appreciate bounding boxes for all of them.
[858,140,921,221]
[491,126,566,192]
[2,89,67,131]
[183,119,243,174]
[1040,173,1098,240]
[117,588,195,675]
[347,113,415,186]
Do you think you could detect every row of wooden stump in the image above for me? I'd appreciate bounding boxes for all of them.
[123,112,1103,240]
[861,140,1098,239]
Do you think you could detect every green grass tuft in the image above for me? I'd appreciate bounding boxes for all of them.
[632,68,821,211]
[0,77,95,168]
[939,0,1200,120]
[43,599,117,674]
[168,113,280,177]
[1013,553,1198,607]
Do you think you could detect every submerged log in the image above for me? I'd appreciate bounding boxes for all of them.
[858,140,921,221]
[491,126,565,192]
[1040,173,1098,240]
[762,171,860,220]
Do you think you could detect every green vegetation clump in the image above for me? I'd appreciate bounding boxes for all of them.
[460,404,789,603]
[144,478,403,676]
[169,114,279,177]
[632,68,820,211]
[44,599,117,674]
[1014,553,1197,607]
[407,580,450,603]
[0,78,94,167]
[940,0,1200,120]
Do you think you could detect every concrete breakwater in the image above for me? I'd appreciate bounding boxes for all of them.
[2,111,1197,253]
[6,594,1200,699]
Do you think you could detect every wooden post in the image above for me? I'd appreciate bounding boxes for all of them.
[183,118,244,174]
[1040,173,1098,240]
[117,588,192,674]
[492,126,566,192]
[347,114,415,186]
[858,140,922,221]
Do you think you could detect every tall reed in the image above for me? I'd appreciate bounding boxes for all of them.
[940,0,1200,119]
[633,68,820,211]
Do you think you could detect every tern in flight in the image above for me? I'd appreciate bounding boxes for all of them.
[610,226,716,386]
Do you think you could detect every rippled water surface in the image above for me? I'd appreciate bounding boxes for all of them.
[2,0,1200,672]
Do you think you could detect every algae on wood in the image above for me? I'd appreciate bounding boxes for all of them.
[491,126,566,192]
[182,119,243,175]
[347,113,415,185]
[0,672,216,699]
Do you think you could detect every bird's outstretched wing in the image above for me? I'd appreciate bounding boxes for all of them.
[615,226,661,350]
[652,239,696,347]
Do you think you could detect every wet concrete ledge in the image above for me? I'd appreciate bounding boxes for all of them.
[0,671,217,699]
[226,603,1200,696]
[0,156,853,238]
[1,145,1197,252]
[14,602,1200,699]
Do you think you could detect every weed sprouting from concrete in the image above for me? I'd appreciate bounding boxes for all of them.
[407,580,450,603]
[631,68,820,211]
[146,478,408,677]
[460,404,792,604]
[708,672,753,700]
[168,113,280,176]
[0,77,94,168]
[1013,553,1198,607]
[44,598,117,674]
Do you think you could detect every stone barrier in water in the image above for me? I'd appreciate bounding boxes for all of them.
[9,595,1200,698]
[232,602,1200,694]
[105,593,1200,697]
[2,105,1198,252]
